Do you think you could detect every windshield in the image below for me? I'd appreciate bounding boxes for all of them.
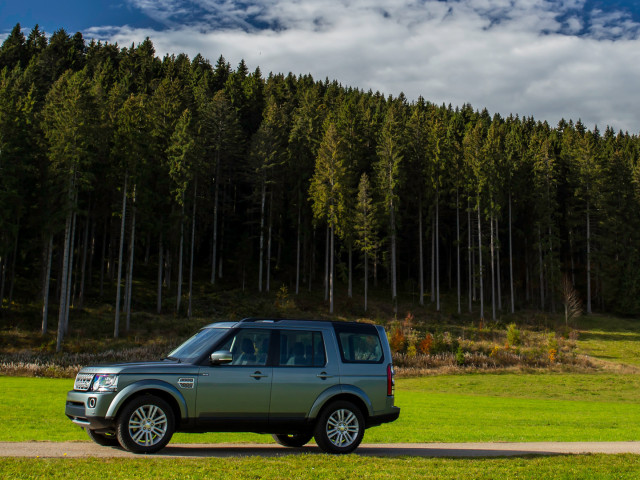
[167,327,228,362]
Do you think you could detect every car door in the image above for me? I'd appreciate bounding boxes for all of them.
[196,328,273,430]
[269,329,339,428]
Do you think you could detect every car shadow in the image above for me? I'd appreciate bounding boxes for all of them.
[151,444,564,458]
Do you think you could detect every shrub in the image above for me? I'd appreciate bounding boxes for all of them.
[418,333,433,354]
[389,327,406,353]
[506,323,521,346]
[456,346,465,366]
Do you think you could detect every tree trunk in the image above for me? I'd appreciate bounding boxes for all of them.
[188,177,197,319]
[324,224,329,301]
[8,221,19,303]
[258,173,266,292]
[78,211,90,309]
[211,152,221,284]
[64,203,77,335]
[157,232,163,314]
[496,217,502,311]
[477,200,484,319]
[456,190,461,314]
[348,243,353,298]
[508,192,515,313]
[176,201,185,313]
[467,199,472,313]
[430,216,435,303]
[0,256,4,308]
[218,183,227,279]
[100,218,107,297]
[114,172,128,338]
[295,197,301,295]
[538,225,544,310]
[586,203,592,314]
[329,224,335,314]
[390,200,397,314]
[144,233,151,266]
[418,195,424,306]
[56,208,73,352]
[41,234,53,335]
[435,193,440,312]
[88,219,95,287]
[364,250,368,312]
[266,190,273,293]
[125,186,136,331]
[549,226,556,314]
[490,211,496,321]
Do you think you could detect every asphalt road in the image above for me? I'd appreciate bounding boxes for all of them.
[2,442,640,458]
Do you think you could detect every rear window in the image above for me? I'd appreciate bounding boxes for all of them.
[334,324,383,364]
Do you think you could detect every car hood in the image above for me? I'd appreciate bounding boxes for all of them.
[78,361,199,376]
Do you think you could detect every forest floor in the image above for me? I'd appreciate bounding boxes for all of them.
[1,280,639,376]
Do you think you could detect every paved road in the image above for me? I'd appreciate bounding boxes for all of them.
[2,442,640,458]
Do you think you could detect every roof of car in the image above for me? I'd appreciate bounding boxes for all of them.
[202,318,379,330]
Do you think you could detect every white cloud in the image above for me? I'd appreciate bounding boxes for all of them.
[85,0,640,132]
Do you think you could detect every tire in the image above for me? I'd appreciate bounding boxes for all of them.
[116,395,175,454]
[86,428,119,447]
[314,401,365,454]
[271,433,313,448]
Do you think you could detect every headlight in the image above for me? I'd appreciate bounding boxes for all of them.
[91,374,118,392]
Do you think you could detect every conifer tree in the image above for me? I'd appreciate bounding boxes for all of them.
[310,122,347,314]
[375,100,405,314]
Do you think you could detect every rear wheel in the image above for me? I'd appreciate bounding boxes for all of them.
[271,433,313,448]
[86,428,119,447]
[116,395,175,454]
[314,401,365,454]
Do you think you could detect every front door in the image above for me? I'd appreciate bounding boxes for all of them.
[196,328,273,431]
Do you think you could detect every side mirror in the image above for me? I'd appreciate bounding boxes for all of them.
[210,350,233,365]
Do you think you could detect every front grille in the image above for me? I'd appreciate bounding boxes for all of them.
[74,373,94,391]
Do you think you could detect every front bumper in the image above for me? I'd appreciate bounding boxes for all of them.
[65,390,117,431]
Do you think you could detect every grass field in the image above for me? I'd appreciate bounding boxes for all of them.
[3,373,640,444]
[575,315,640,366]
[3,454,640,479]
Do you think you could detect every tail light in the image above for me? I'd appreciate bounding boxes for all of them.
[387,363,395,396]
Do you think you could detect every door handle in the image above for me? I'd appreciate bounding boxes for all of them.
[250,371,268,378]
[317,372,333,379]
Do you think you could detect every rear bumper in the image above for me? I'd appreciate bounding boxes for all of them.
[368,406,400,428]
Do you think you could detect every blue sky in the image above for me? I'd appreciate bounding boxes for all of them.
[2,0,640,132]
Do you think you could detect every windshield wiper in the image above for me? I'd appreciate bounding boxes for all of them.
[164,356,181,362]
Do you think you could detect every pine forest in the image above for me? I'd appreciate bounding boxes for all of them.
[2,24,640,352]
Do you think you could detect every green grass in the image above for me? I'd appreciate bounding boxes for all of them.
[4,374,640,443]
[2,455,640,479]
[576,315,640,366]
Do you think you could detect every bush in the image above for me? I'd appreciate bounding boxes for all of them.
[506,323,521,346]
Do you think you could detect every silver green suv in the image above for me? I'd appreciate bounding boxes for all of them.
[65,319,400,454]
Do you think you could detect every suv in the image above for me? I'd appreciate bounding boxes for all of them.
[65,319,400,454]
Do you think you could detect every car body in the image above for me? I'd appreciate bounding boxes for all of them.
[65,318,400,454]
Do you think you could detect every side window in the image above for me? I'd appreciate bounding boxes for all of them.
[337,332,383,363]
[279,330,326,367]
[218,329,271,366]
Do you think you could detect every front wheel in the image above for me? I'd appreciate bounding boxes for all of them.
[86,428,119,447]
[116,395,175,454]
[314,401,365,454]
[271,433,313,448]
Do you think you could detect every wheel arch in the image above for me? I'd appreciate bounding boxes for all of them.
[308,385,373,423]
[105,380,187,425]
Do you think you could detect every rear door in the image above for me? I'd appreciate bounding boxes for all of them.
[269,329,339,427]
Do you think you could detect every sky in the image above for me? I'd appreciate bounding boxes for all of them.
[2,0,640,133]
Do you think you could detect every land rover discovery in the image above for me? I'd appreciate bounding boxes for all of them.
[65,318,400,454]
